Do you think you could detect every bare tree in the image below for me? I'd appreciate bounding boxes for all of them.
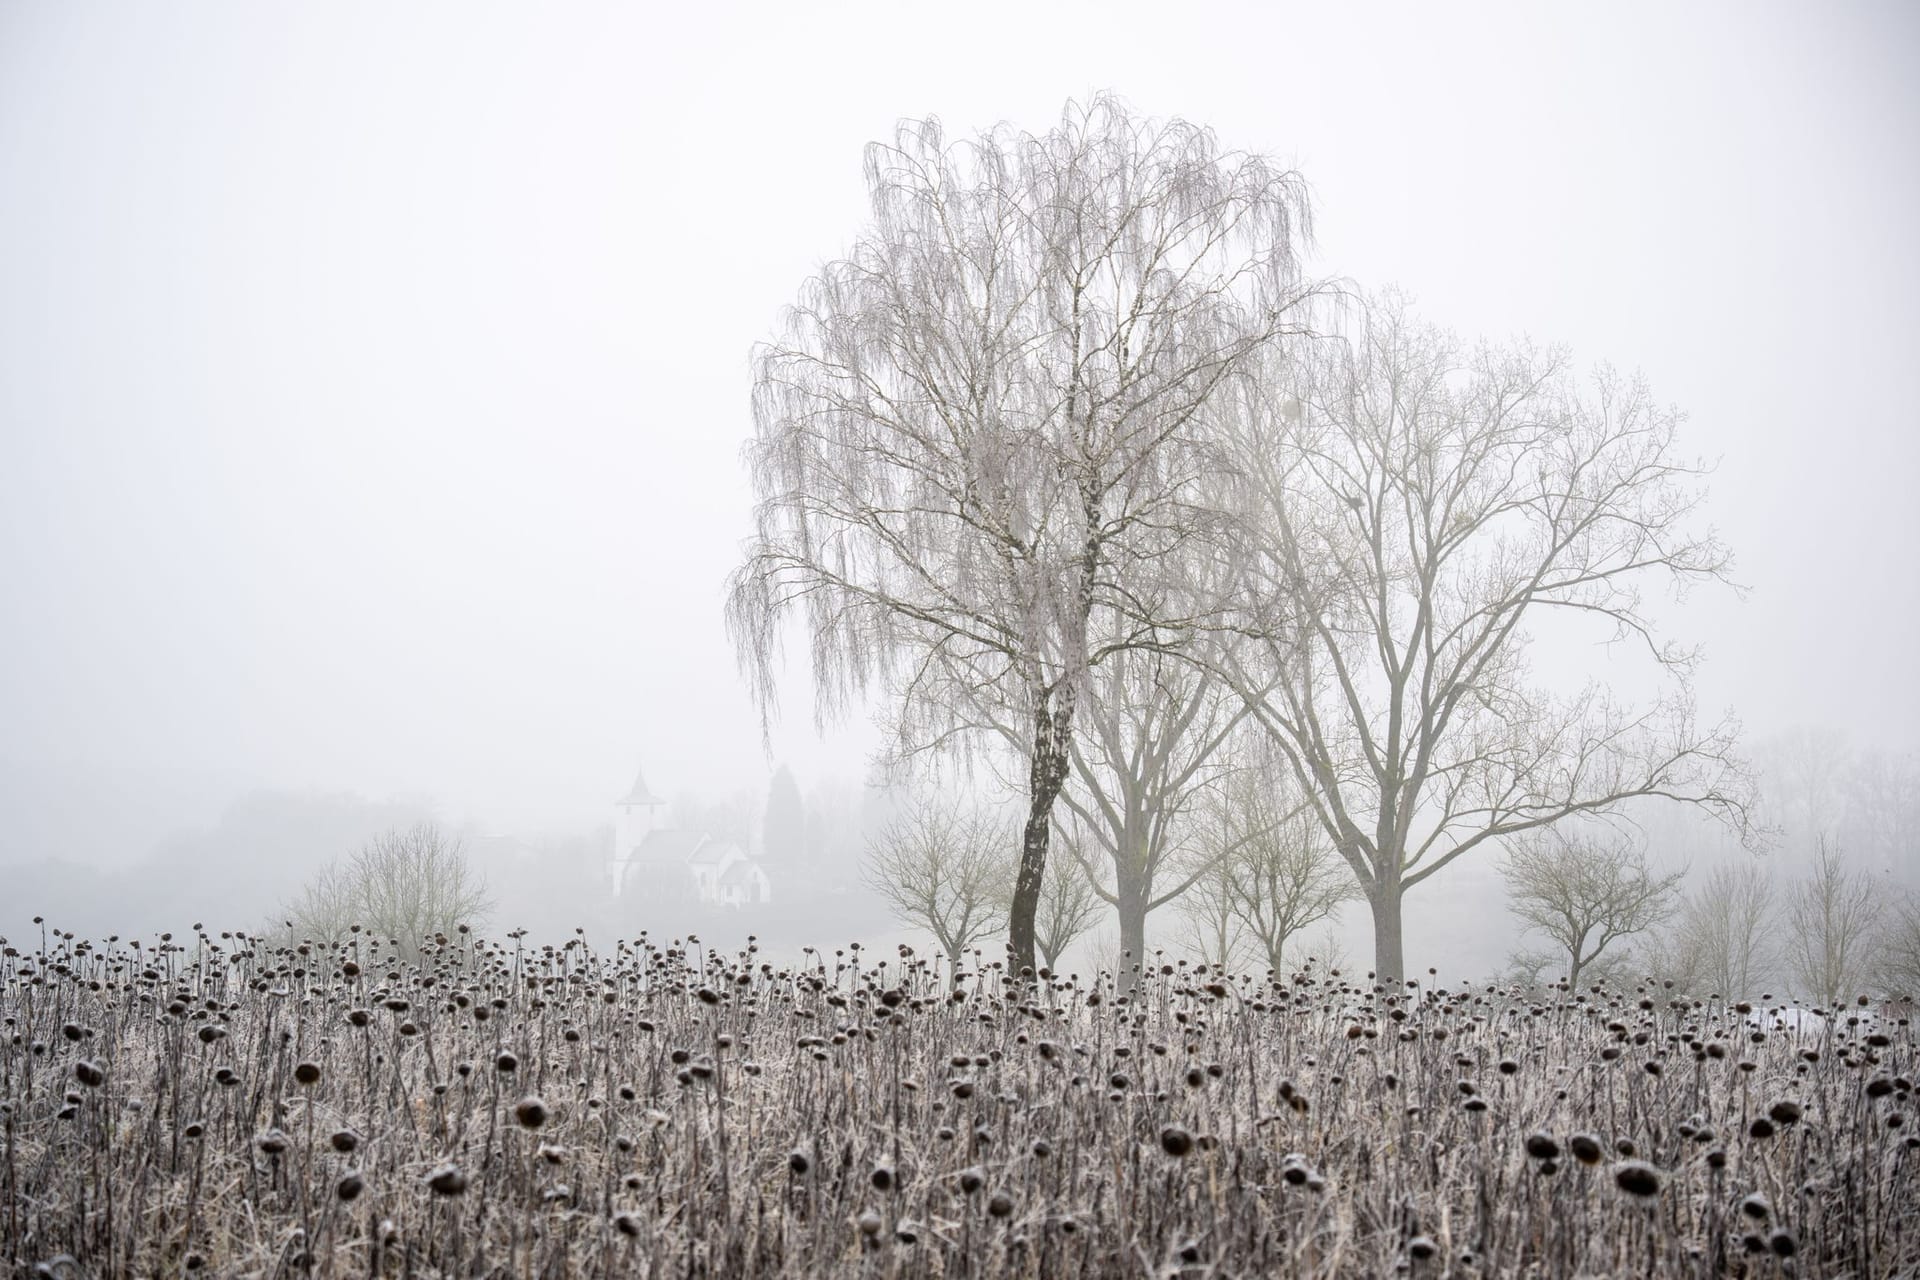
[1294,928,1351,978]
[283,822,491,953]
[1214,767,1356,975]
[726,95,1317,972]
[1783,841,1884,1007]
[1755,726,1851,850]
[1178,850,1247,972]
[1635,926,1706,995]
[862,800,1009,971]
[1674,862,1776,1000]
[890,640,1246,981]
[1497,948,1559,990]
[1503,942,1638,992]
[1083,926,1124,983]
[1842,748,1920,879]
[1499,828,1684,991]
[1053,648,1249,974]
[280,860,359,947]
[1214,291,1752,982]
[1880,890,1920,999]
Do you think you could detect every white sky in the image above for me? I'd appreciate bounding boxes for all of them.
[1,1,1915,845]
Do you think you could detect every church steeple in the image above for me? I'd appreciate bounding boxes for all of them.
[618,767,662,808]
[609,764,666,896]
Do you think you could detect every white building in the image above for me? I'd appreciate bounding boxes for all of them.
[606,766,773,907]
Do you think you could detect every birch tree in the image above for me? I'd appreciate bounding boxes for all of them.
[1017,832,1106,974]
[879,629,1242,978]
[728,95,1316,971]
[1216,292,1752,982]
[1499,828,1684,990]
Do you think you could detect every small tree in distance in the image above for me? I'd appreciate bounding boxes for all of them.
[282,821,491,953]
[1179,851,1248,972]
[1669,862,1776,999]
[1499,828,1684,991]
[1783,840,1883,1007]
[762,766,806,865]
[862,799,1009,973]
[1219,771,1357,976]
[1880,891,1920,999]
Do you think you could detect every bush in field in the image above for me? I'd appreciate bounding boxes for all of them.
[280,821,492,951]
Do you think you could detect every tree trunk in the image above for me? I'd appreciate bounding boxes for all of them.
[1565,926,1592,991]
[1009,688,1075,977]
[1369,884,1405,986]
[1116,880,1148,993]
[1010,805,1052,976]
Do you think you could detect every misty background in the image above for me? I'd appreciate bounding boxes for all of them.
[2,2,1915,976]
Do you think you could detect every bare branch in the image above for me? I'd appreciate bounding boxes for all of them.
[1499,826,1684,989]
[1208,289,1751,980]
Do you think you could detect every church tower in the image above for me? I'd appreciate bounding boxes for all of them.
[608,765,664,895]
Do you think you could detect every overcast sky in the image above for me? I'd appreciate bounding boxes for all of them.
[1,1,1915,854]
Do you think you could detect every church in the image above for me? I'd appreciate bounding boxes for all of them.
[604,766,773,907]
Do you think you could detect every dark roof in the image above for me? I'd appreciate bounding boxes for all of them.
[618,767,663,807]
[717,861,764,886]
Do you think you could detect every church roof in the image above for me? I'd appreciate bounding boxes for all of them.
[688,839,742,867]
[631,829,708,863]
[618,767,663,807]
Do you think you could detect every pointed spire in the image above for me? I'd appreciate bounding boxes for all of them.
[618,766,662,807]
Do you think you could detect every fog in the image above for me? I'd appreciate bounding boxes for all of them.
[2,3,1916,976]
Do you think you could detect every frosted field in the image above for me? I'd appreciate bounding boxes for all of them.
[4,929,1914,1277]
